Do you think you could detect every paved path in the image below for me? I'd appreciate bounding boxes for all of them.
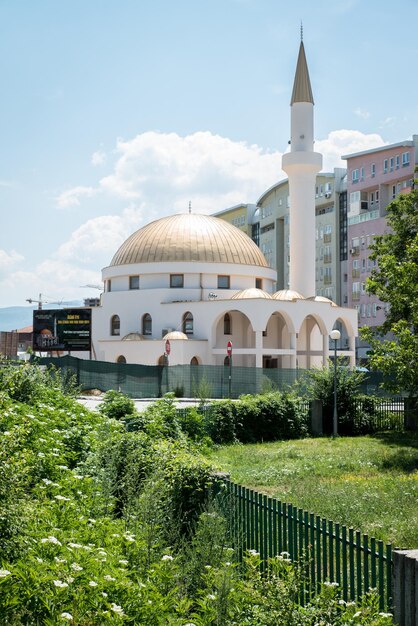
[78,396,201,413]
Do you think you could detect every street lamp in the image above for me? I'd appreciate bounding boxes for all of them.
[330,329,341,437]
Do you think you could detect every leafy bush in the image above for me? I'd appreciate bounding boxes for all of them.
[206,393,309,444]
[0,361,78,405]
[98,389,137,421]
[297,362,383,435]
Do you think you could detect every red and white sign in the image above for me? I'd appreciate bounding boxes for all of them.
[227,340,232,356]
[165,339,171,355]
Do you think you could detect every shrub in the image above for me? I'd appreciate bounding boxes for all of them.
[98,389,137,421]
[206,400,239,444]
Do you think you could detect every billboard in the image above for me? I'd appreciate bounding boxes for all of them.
[33,309,91,352]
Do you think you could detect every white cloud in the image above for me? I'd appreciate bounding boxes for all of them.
[0,249,24,272]
[91,150,107,166]
[316,129,386,171]
[99,131,284,213]
[55,206,142,265]
[55,186,99,209]
[379,116,396,128]
[354,107,370,119]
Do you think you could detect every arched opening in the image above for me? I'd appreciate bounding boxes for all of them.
[223,313,231,335]
[182,311,194,335]
[116,355,126,364]
[297,315,326,369]
[190,356,199,365]
[110,314,120,336]
[142,313,152,336]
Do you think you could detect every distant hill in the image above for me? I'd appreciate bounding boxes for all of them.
[0,302,83,332]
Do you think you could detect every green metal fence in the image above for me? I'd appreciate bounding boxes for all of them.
[219,480,393,611]
[36,355,399,399]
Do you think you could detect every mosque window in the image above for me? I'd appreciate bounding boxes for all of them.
[223,313,231,335]
[170,274,184,288]
[218,275,230,289]
[190,357,199,366]
[110,315,120,336]
[116,355,126,364]
[129,275,139,290]
[182,311,194,335]
[142,313,152,336]
[255,278,262,289]
[107,279,112,292]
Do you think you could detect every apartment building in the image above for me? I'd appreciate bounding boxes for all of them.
[215,169,347,304]
[343,135,418,359]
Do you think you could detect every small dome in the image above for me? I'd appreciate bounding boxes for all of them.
[163,331,189,340]
[122,332,145,341]
[307,295,338,307]
[110,213,269,268]
[272,289,305,301]
[231,288,273,300]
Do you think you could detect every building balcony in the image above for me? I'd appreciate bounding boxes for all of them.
[352,269,360,278]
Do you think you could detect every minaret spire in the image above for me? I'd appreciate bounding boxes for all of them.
[282,34,322,297]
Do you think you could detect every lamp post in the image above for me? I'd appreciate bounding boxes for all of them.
[330,329,341,437]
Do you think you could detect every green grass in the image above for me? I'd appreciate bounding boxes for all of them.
[205,433,418,549]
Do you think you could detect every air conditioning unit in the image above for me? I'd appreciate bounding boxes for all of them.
[162,328,173,337]
[350,248,356,254]
[325,192,331,198]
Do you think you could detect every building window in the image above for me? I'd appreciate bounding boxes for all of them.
[255,278,262,289]
[402,152,410,166]
[360,167,365,180]
[142,313,152,336]
[383,159,388,173]
[372,303,378,317]
[110,315,120,336]
[107,279,112,292]
[395,155,400,169]
[217,275,230,289]
[223,313,231,335]
[129,275,139,290]
[389,157,394,172]
[352,169,359,183]
[190,357,199,366]
[170,274,184,288]
[371,163,376,177]
[391,185,396,199]
[182,311,193,335]
[116,355,126,364]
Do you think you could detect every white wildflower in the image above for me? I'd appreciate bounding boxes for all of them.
[67,543,83,549]
[104,574,115,581]
[162,554,173,561]
[42,478,53,485]
[41,536,62,546]
[58,465,68,470]
[323,581,339,587]
[55,557,66,563]
[379,614,393,619]
[110,603,124,615]
[38,452,45,458]
[354,612,362,618]
[89,581,98,587]
[54,495,70,501]
[53,580,69,588]
[88,518,96,524]
[0,569,11,578]
[71,563,83,571]
[118,559,128,565]
[207,594,216,600]
[60,613,73,621]
[248,549,259,556]
[102,591,108,597]
[36,557,43,563]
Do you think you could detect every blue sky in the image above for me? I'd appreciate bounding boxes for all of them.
[1,0,418,309]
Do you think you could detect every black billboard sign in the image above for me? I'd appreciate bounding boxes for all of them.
[33,308,91,352]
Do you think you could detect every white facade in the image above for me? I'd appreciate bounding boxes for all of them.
[85,40,358,369]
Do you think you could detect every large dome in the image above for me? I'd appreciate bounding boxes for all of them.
[110,213,269,268]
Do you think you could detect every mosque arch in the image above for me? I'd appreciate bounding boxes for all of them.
[116,355,126,364]
[110,314,120,336]
[297,314,327,369]
[223,313,232,335]
[190,356,200,365]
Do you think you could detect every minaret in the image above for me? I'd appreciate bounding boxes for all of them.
[282,37,322,297]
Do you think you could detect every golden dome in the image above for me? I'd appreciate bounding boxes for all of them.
[163,331,188,340]
[272,289,305,301]
[307,295,338,307]
[110,213,268,268]
[231,288,272,300]
[122,332,145,341]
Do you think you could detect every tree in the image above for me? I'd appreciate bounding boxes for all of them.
[360,169,418,397]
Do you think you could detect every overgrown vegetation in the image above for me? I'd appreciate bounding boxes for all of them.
[0,363,395,624]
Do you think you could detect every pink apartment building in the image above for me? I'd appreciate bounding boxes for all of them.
[343,135,418,360]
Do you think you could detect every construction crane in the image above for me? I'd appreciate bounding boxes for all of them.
[26,294,63,310]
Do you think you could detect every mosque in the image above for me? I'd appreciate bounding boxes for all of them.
[89,40,358,369]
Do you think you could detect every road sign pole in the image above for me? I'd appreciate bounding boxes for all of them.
[227,341,233,398]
